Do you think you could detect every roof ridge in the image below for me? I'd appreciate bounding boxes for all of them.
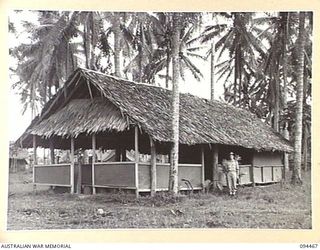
[79,67,168,90]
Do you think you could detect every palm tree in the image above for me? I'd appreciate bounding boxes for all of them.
[100,12,148,78]
[291,11,306,185]
[123,12,156,82]
[199,12,266,107]
[168,12,181,194]
[143,12,204,88]
[250,12,297,132]
[11,11,79,118]
[167,12,202,194]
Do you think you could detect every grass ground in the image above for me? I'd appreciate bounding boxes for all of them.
[7,170,312,230]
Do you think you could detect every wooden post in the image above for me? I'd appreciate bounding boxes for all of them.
[121,148,127,162]
[99,147,103,162]
[76,139,82,194]
[150,137,157,196]
[43,148,46,165]
[134,126,139,198]
[212,144,219,189]
[115,147,121,162]
[92,134,96,194]
[49,139,55,164]
[210,42,215,101]
[251,164,255,187]
[70,137,75,194]
[201,145,205,193]
[32,135,37,192]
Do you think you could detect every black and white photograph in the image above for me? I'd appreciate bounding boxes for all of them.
[5,7,314,235]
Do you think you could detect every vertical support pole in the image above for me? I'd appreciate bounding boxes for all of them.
[261,166,264,183]
[251,164,255,187]
[150,136,157,196]
[99,147,103,163]
[32,135,37,192]
[43,148,46,165]
[76,140,82,194]
[122,148,127,162]
[49,139,55,164]
[134,126,139,198]
[212,144,219,190]
[70,137,75,194]
[92,134,96,195]
[115,147,121,161]
[201,145,205,193]
[271,166,274,182]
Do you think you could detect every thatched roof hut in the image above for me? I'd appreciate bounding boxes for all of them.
[17,68,292,153]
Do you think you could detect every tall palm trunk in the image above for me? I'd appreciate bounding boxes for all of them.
[113,15,121,77]
[83,17,91,69]
[138,23,144,82]
[282,12,289,110]
[233,13,241,106]
[291,11,306,185]
[165,49,171,88]
[302,61,309,172]
[210,42,215,100]
[273,70,280,132]
[90,13,96,69]
[282,12,290,171]
[234,45,239,105]
[303,126,308,171]
[169,13,181,195]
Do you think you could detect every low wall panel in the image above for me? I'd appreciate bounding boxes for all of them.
[253,166,263,183]
[239,165,251,185]
[178,164,202,189]
[138,163,151,190]
[156,164,170,189]
[263,166,273,183]
[273,166,283,182]
[94,162,135,188]
[34,164,70,186]
[81,164,92,185]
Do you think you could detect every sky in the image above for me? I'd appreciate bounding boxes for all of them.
[7,11,226,142]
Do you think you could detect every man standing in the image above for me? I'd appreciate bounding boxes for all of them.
[227,152,239,196]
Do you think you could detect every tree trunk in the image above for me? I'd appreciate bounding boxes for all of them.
[83,18,90,69]
[165,50,171,89]
[234,47,238,105]
[291,12,306,185]
[90,13,96,70]
[212,144,219,190]
[302,59,309,172]
[138,23,144,82]
[113,15,121,77]
[283,125,290,171]
[210,42,215,101]
[273,72,280,132]
[233,13,240,106]
[168,13,181,195]
[303,125,308,171]
[282,12,290,172]
[282,12,289,110]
